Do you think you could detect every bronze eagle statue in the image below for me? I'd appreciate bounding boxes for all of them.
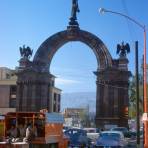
[117,42,130,57]
[19,45,33,59]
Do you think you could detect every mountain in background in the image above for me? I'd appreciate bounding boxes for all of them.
[61,92,96,112]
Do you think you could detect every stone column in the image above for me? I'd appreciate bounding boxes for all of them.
[16,82,23,111]
[95,65,131,128]
[16,70,51,112]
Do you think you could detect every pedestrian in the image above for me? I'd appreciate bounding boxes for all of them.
[6,124,20,143]
[23,123,34,143]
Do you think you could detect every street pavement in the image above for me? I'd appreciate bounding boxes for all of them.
[127,138,143,148]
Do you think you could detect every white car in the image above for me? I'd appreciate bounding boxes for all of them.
[84,128,99,144]
[110,127,129,137]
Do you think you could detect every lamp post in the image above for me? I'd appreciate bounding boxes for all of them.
[99,8,148,148]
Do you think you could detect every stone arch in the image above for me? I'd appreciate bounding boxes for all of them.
[16,27,130,128]
[33,28,113,71]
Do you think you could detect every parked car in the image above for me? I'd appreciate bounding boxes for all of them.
[63,125,71,132]
[64,128,91,147]
[84,128,100,144]
[95,131,128,147]
[110,127,129,137]
[126,130,143,139]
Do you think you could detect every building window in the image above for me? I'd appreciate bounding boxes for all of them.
[58,94,61,103]
[54,93,56,101]
[53,93,57,112]
[9,85,17,108]
[53,93,61,112]
[51,80,55,87]
[10,85,17,94]
[10,99,16,108]
[53,103,56,112]
[6,73,10,79]
[58,105,60,112]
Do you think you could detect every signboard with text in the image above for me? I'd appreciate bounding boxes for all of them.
[142,113,148,121]
[45,113,64,123]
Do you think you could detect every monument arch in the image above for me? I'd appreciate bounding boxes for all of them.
[33,29,113,71]
[16,0,131,128]
[16,26,130,128]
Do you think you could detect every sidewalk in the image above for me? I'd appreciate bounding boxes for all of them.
[127,140,143,148]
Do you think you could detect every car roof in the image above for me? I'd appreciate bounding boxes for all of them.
[66,128,85,132]
[83,128,96,131]
[111,127,127,129]
[84,128,96,130]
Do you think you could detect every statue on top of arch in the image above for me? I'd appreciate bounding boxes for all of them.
[71,0,80,20]
[69,0,80,26]
[19,45,33,60]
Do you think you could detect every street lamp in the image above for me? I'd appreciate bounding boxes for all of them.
[99,8,148,148]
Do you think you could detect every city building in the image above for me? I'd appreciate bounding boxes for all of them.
[0,67,16,114]
[0,67,61,114]
[51,82,61,112]
[63,107,89,127]
[63,108,88,118]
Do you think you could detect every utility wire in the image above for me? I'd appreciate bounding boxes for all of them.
[121,0,138,43]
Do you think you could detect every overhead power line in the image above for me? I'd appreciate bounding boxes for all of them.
[121,0,137,43]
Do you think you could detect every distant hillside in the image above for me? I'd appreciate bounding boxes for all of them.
[61,92,96,112]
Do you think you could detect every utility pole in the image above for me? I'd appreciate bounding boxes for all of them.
[99,8,148,147]
[135,41,140,146]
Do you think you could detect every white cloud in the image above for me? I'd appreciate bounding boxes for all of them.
[55,78,80,85]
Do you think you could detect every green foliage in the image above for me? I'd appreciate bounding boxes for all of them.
[79,110,90,127]
[129,64,148,118]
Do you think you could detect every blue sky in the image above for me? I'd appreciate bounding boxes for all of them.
[0,0,148,93]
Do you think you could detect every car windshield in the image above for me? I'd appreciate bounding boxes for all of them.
[64,129,86,137]
[112,128,127,132]
[84,128,100,133]
[100,133,121,140]
[87,129,96,133]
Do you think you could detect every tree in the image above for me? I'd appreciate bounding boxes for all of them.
[79,109,90,127]
[129,63,148,118]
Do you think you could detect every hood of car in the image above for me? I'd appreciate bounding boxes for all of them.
[96,138,121,146]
